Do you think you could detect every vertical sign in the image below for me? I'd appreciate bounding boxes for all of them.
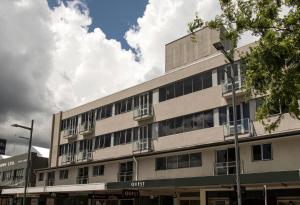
[0,138,6,155]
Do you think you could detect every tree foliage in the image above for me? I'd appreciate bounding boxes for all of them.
[188,0,300,132]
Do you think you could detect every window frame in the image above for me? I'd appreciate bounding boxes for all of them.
[252,143,273,161]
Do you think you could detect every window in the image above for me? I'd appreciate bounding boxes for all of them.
[156,157,167,170]
[59,142,76,156]
[93,165,104,176]
[2,171,12,181]
[158,71,213,102]
[155,153,202,171]
[166,84,175,100]
[114,129,132,145]
[183,77,193,95]
[14,169,24,181]
[119,161,133,182]
[96,104,112,120]
[175,80,184,97]
[192,74,202,92]
[158,109,214,137]
[38,173,44,181]
[190,153,202,167]
[183,114,193,132]
[219,106,227,125]
[59,170,68,180]
[61,116,78,133]
[115,98,133,115]
[202,71,212,89]
[178,154,189,168]
[203,110,214,128]
[167,156,178,169]
[252,144,272,161]
[95,134,111,149]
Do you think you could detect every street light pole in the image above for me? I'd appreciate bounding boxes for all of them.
[213,42,242,205]
[11,120,34,205]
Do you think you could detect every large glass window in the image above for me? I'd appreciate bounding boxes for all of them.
[155,153,202,171]
[158,109,214,137]
[115,98,133,115]
[95,134,111,149]
[119,161,133,182]
[96,104,112,120]
[218,106,227,125]
[252,144,272,161]
[159,71,213,102]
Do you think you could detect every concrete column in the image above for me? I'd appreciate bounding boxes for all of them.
[212,69,218,87]
[200,190,206,205]
[152,89,159,105]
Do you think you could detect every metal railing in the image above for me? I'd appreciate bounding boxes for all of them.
[77,176,88,184]
[118,171,133,182]
[63,127,77,139]
[223,118,251,137]
[79,122,94,134]
[221,76,243,95]
[45,179,55,186]
[214,161,243,176]
[133,104,153,121]
[133,138,153,153]
[61,154,75,165]
[76,151,93,162]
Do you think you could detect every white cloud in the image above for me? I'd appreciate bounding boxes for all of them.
[126,0,221,79]
[0,0,258,155]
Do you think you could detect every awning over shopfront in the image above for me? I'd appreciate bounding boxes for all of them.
[1,183,106,195]
[107,170,300,190]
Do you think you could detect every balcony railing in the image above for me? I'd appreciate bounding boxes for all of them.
[223,118,252,137]
[45,179,55,186]
[118,171,133,182]
[133,104,153,121]
[77,176,88,184]
[79,122,94,135]
[133,138,153,153]
[61,154,75,165]
[76,151,93,162]
[221,76,243,95]
[63,128,77,139]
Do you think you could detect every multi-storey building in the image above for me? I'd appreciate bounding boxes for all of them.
[0,152,48,205]
[2,27,300,205]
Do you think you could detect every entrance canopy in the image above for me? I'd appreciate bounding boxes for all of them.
[1,183,106,195]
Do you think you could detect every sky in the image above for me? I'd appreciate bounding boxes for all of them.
[0,0,257,156]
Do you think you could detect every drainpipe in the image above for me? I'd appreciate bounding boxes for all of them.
[133,156,138,181]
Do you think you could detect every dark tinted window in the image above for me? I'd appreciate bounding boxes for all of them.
[190,153,202,167]
[184,77,193,95]
[202,71,212,89]
[262,144,272,160]
[156,157,166,170]
[167,156,178,169]
[183,114,193,132]
[252,145,262,161]
[193,74,202,92]
[159,87,166,102]
[178,154,189,168]
[193,113,204,129]
[166,84,174,100]
[175,81,184,97]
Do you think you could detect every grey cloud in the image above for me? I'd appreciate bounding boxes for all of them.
[0,0,55,154]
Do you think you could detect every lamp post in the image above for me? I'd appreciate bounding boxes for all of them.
[11,120,34,205]
[213,42,242,205]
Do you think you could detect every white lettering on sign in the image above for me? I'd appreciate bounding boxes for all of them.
[130,181,145,188]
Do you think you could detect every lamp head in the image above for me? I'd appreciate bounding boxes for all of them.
[213,41,225,51]
[11,124,19,127]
